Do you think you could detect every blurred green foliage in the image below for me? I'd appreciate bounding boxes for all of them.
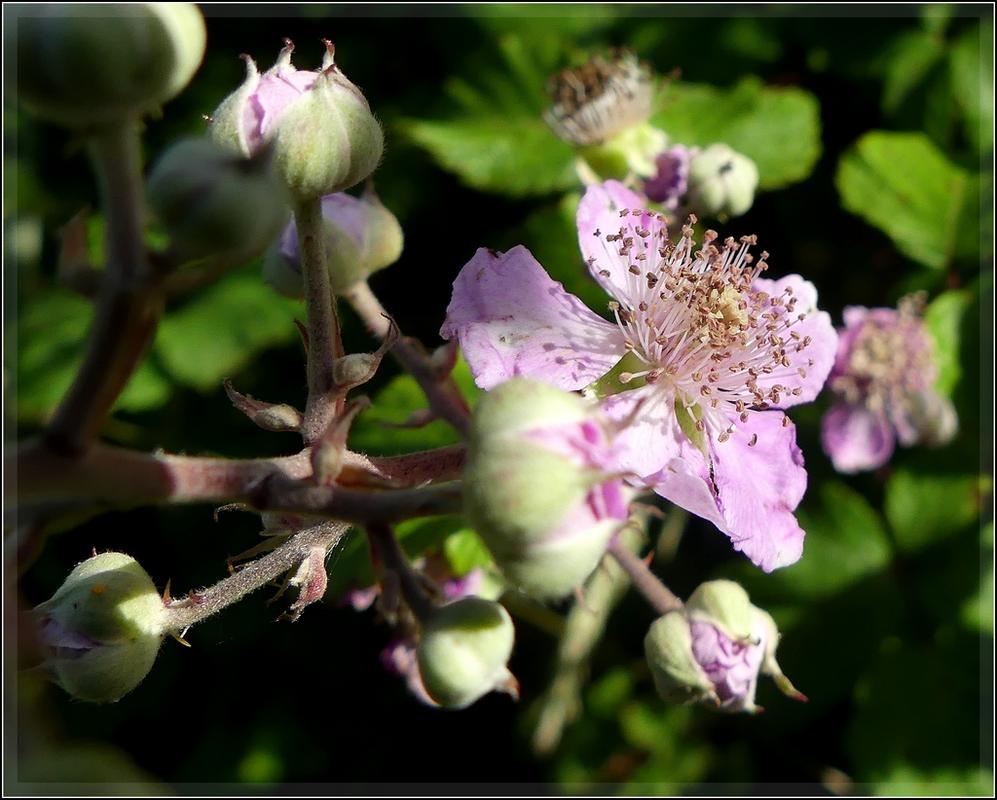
[6,4,992,796]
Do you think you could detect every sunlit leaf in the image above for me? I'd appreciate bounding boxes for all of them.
[652,76,822,190]
[154,264,302,392]
[836,131,976,269]
[884,469,989,552]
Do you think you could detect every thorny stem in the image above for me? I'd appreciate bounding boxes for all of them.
[366,523,435,622]
[46,121,161,454]
[163,521,350,632]
[344,280,471,437]
[295,196,345,444]
[608,534,683,616]
[13,441,464,523]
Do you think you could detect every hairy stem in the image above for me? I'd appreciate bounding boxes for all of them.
[366,523,435,622]
[13,441,463,523]
[608,534,683,616]
[294,196,344,444]
[163,521,349,632]
[46,121,161,454]
[344,280,471,437]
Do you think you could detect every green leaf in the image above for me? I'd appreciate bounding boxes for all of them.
[848,635,985,784]
[960,521,994,635]
[884,469,989,552]
[442,528,493,577]
[10,290,172,421]
[871,765,994,797]
[923,288,973,395]
[400,115,577,198]
[836,131,974,269]
[732,481,893,602]
[949,21,994,158]
[153,264,302,392]
[879,29,945,114]
[651,76,822,190]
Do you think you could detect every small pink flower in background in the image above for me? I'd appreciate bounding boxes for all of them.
[821,295,957,473]
[643,144,695,211]
[442,180,838,572]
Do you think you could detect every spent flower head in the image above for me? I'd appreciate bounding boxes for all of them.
[821,294,957,473]
[544,49,655,147]
[443,181,838,572]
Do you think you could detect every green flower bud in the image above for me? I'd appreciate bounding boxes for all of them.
[262,188,403,298]
[578,122,669,181]
[644,611,717,705]
[34,552,167,703]
[146,137,290,265]
[686,143,759,219]
[9,3,206,127]
[210,41,383,199]
[417,597,516,709]
[463,379,631,599]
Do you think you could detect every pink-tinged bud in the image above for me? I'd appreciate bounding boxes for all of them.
[644,580,804,713]
[33,552,167,703]
[464,378,632,599]
[262,187,403,296]
[8,3,206,127]
[643,145,695,211]
[210,40,383,199]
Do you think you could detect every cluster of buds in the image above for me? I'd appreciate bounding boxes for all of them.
[543,50,759,219]
[644,580,804,712]
[32,552,168,703]
[463,378,632,599]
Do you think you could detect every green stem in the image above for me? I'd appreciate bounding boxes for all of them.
[46,120,160,454]
[294,196,343,444]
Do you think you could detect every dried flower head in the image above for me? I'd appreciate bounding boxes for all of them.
[544,49,654,146]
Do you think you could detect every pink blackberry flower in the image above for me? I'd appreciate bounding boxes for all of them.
[442,181,838,572]
[821,294,957,473]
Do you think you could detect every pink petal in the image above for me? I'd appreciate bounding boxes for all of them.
[821,402,895,473]
[576,180,655,299]
[710,411,808,572]
[753,275,838,408]
[603,387,729,529]
[441,246,626,391]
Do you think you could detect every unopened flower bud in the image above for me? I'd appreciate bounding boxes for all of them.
[417,597,516,709]
[9,3,206,127]
[686,144,759,219]
[33,552,167,703]
[146,137,289,265]
[904,388,958,447]
[210,40,383,199]
[644,580,804,713]
[263,188,403,296]
[464,378,631,599]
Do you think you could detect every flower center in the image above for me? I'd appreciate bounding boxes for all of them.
[831,293,935,416]
[590,209,816,443]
